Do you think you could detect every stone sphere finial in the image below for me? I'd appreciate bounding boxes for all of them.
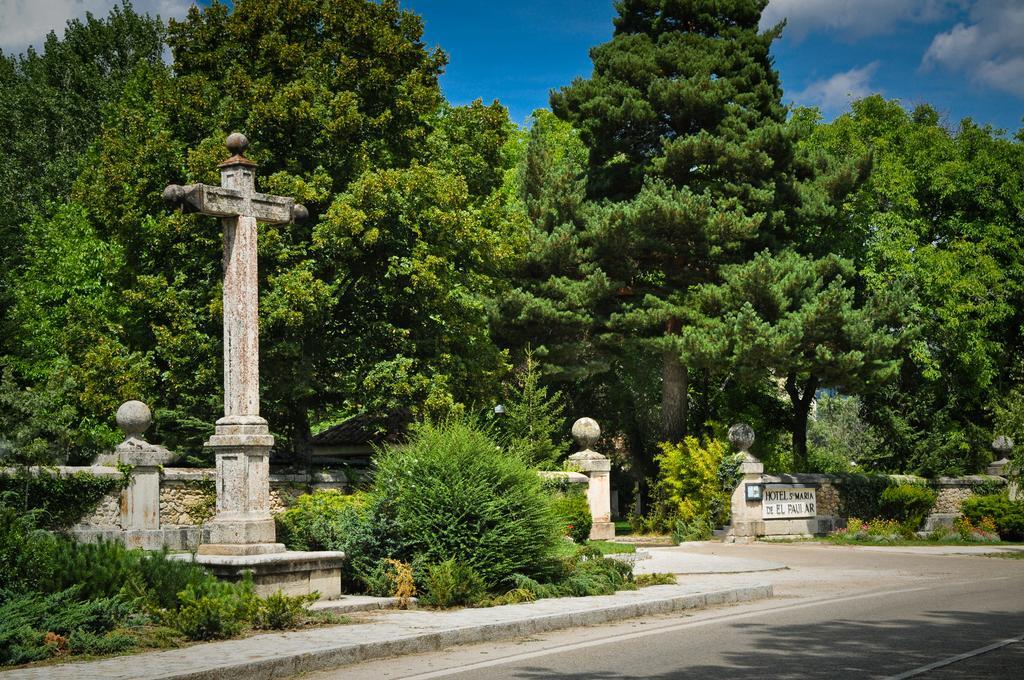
[116,400,152,438]
[728,423,755,453]
[226,132,249,156]
[993,435,1014,456]
[291,203,309,224]
[572,417,600,450]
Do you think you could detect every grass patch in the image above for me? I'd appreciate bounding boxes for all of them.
[586,540,637,555]
[981,551,1024,559]
[614,520,633,536]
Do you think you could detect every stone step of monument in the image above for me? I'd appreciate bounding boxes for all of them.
[311,595,419,614]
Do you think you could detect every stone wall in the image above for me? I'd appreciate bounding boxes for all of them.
[737,472,1007,540]
[76,489,123,529]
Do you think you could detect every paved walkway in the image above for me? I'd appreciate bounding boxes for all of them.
[634,545,787,574]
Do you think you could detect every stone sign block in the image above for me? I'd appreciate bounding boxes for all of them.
[762,485,817,519]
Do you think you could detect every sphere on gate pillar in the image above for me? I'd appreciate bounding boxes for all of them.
[572,417,600,451]
[728,423,755,453]
[116,400,152,438]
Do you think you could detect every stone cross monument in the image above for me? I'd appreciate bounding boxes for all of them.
[164,133,307,556]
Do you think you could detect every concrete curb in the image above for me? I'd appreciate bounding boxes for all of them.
[173,584,773,680]
[1,584,772,680]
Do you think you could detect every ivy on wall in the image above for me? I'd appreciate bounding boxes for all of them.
[0,466,131,529]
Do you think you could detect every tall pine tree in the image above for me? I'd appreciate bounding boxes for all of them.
[549,0,797,448]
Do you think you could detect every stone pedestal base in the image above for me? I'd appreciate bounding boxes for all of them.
[590,521,616,540]
[199,415,284,556]
[180,551,346,598]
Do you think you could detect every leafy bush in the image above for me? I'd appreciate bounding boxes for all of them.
[953,516,1000,543]
[551,490,592,544]
[363,558,417,608]
[420,559,486,608]
[829,517,908,543]
[672,515,714,542]
[961,494,1024,541]
[254,591,318,630]
[172,578,258,641]
[879,483,937,531]
[0,502,60,593]
[275,490,366,552]
[807,394,881,470]
[835,474,894,519]
[643,436,734,533]
[364,421,561,586]
[0,587,133,665]
[506,548,634,600]
[635,573,677,587]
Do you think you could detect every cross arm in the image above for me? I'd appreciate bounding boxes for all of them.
[163,184,308,224]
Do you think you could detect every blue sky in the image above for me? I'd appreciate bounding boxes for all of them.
[1,1,1022,133]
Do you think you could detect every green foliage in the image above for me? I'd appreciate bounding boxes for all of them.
[835,474,895,520]
[635,573,677,588]
[254,591,318,630]
[807,395,882,472]
[0,470,126,529]
[0,502,60,593]
[830,517,911,543]
[961,495,1024,542]
[419,560,487,608]
[505,548,634,600]
[496,349,569,469]
[688,250,904,468]
[0,587,132,666]
[550,490,592,545]
[879,483,937,531]
[672,515,715,543]
[813,96,1024,475]
[275,490,366,552]
[364,421,562,586]
[646,436,734,533]
[172,578,258,641]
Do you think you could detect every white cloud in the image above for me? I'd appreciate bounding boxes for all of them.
[922,1,1024,97]
[762,0,957,42]
[790,62,880,114]
[0,0,193,55]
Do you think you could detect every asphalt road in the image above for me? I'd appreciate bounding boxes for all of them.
[307,543,1024,680]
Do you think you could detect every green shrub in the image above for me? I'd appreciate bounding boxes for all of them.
[366,421,561,586]
[635,573,677,587]
[879,483,937,531]
[253,591,318,630]
[551,490,592,544]
[172,578,258,641]
[645,436,733,533]
[0,501,60,593]
[830,517,908,543]
[505,547,635,600]
[961,494,1024,541]
[0,587,133,665]
[420,559,487,608]
[835,474,894,519]
[67,629,138,656]
[275,490,366,552]
[672,515,714,542]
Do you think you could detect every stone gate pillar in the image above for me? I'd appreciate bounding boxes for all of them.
[725,423,764,543]
[568,417,615,540]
